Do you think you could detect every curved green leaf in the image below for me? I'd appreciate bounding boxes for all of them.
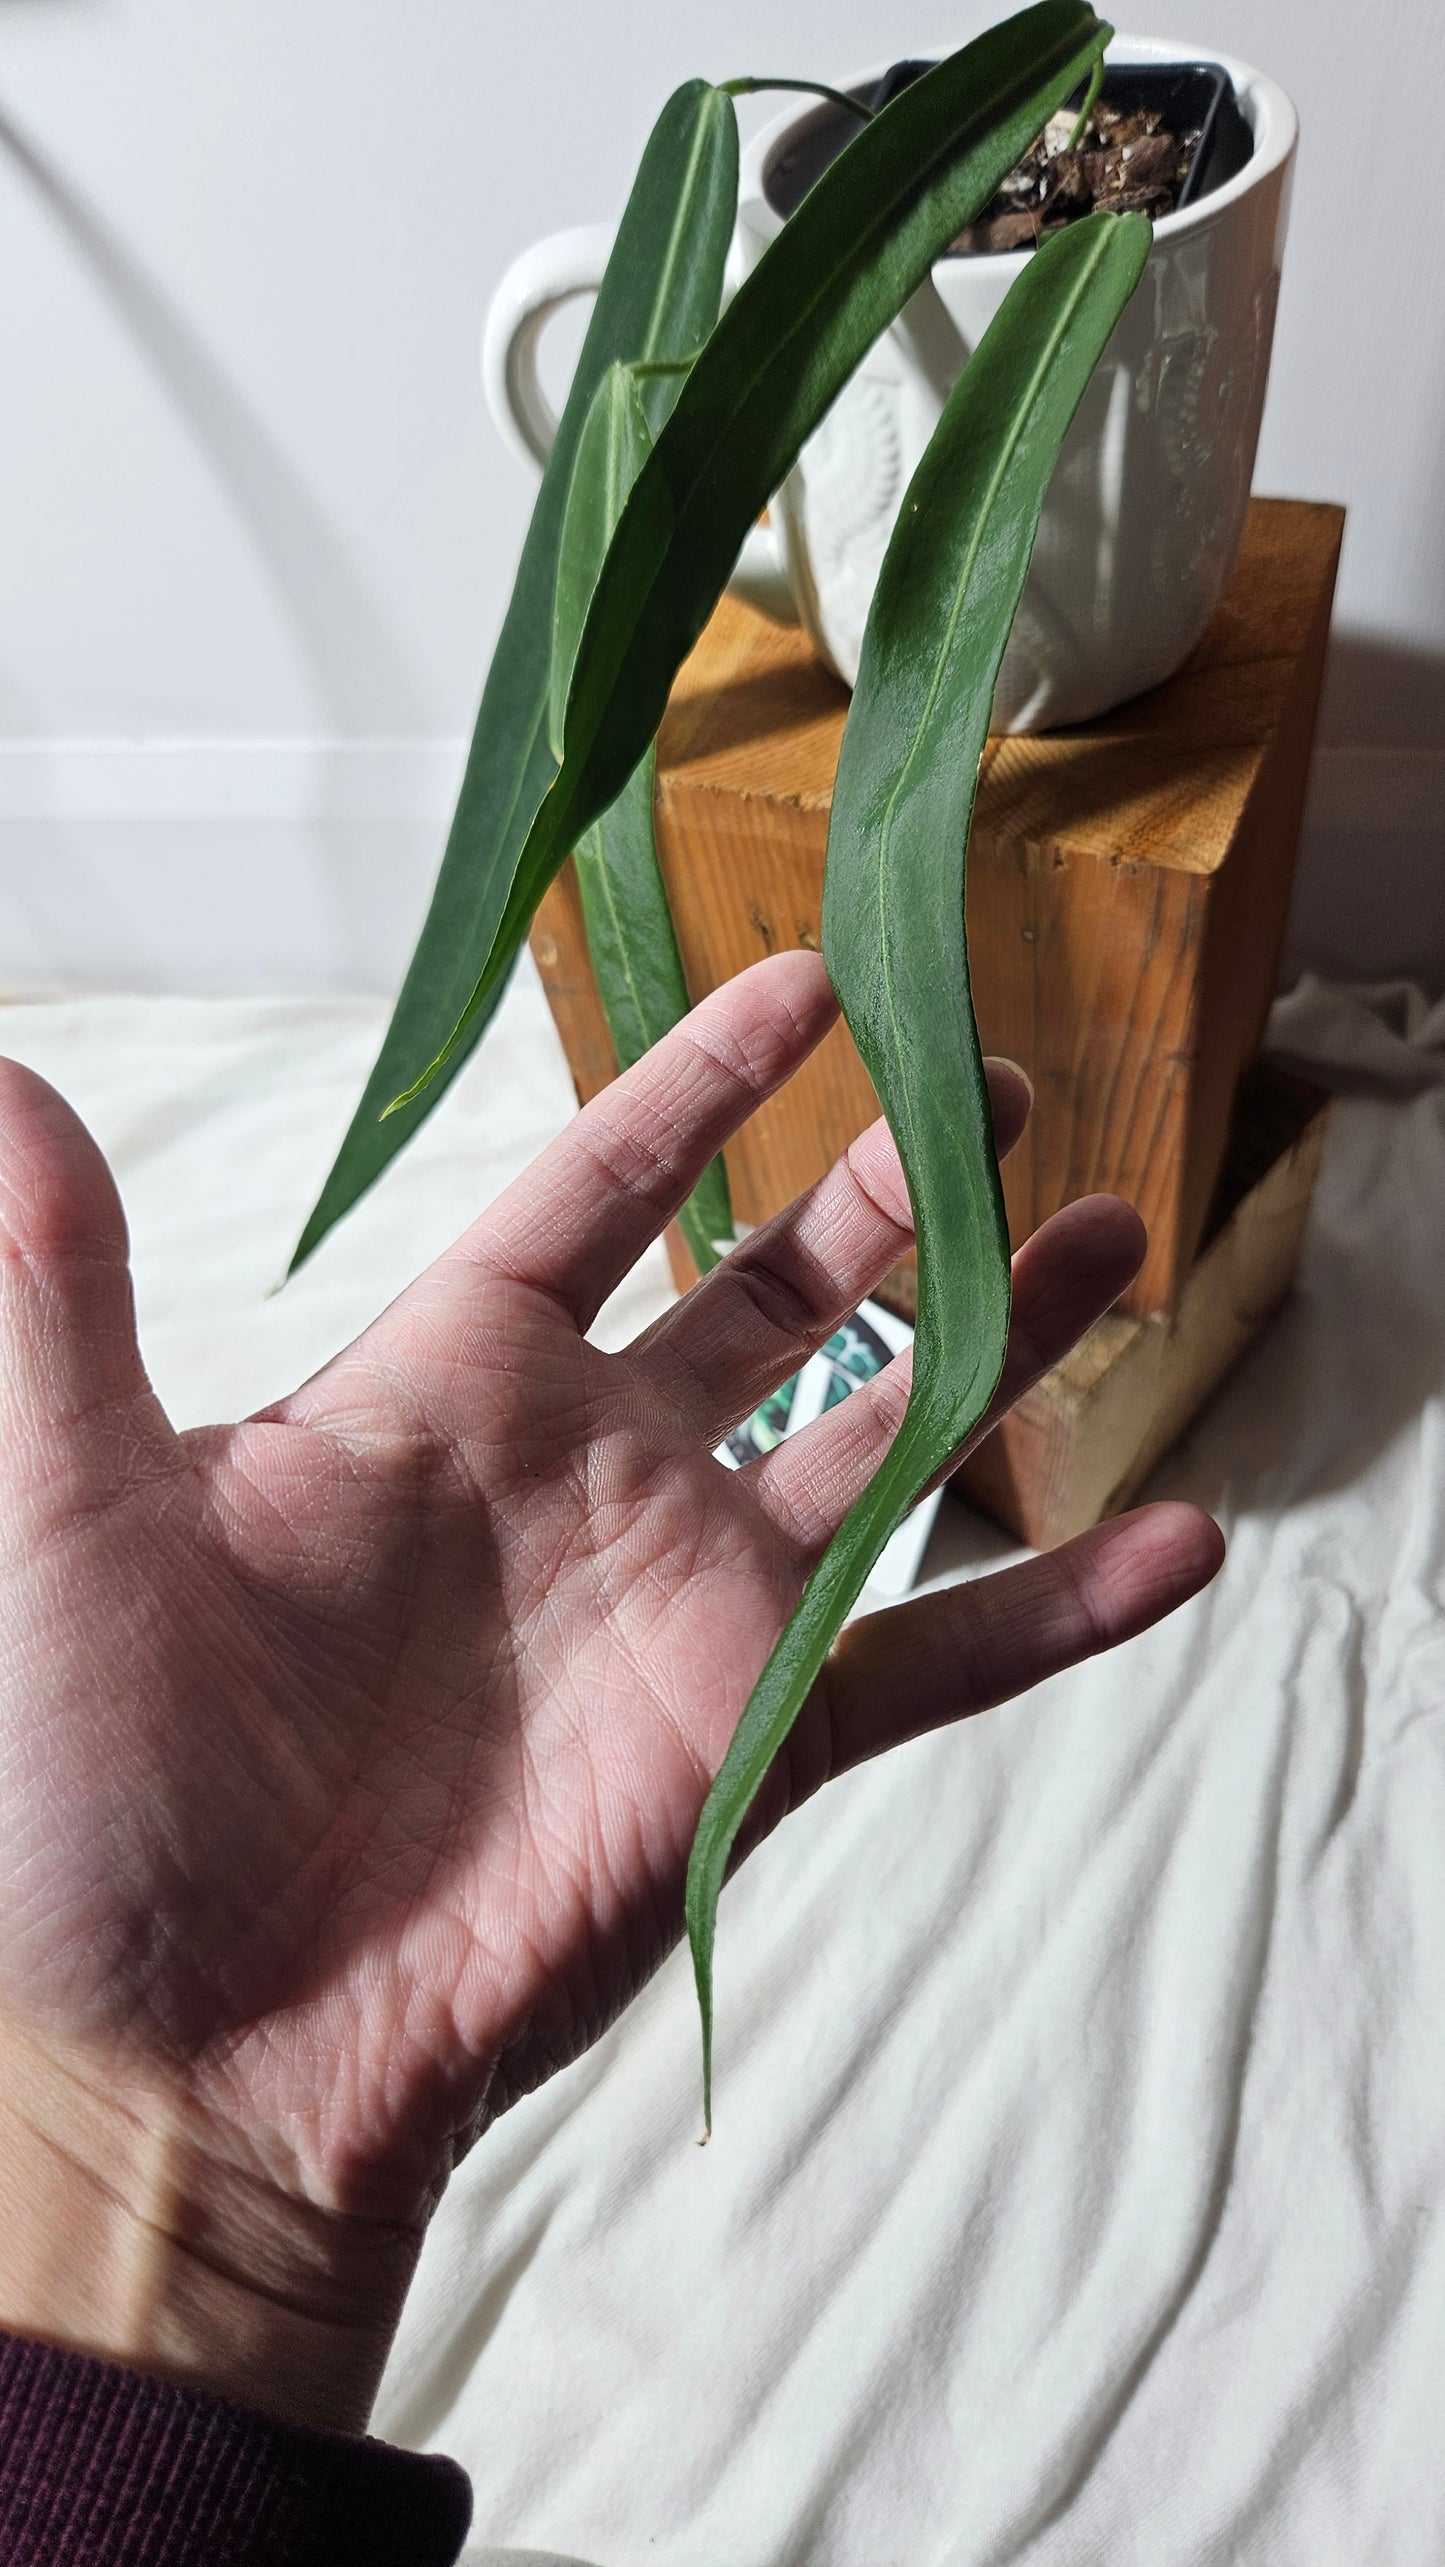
[383,0,1112,1110]
[550,360,732,1275]
[685,208,1153,2129]
[288,79,738,1271]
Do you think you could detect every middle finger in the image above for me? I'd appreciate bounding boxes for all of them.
[627,1061,1031,1445]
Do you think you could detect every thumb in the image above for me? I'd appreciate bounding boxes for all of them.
[0,1058,171,1482]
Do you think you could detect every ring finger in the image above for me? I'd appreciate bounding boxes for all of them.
[750,1192,1147,1560]
[628,1063,1032,1446]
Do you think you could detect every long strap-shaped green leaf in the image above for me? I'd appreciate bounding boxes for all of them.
[685,208,1152,2131]
[549,362,732,1276]
[374,0,1111,1116]
[287,81,737,1272]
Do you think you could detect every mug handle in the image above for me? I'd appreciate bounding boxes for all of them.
[481,228,796,619]
[482,225,613,469]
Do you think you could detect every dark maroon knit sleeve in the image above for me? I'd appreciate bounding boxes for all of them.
[0,2329,472,2564]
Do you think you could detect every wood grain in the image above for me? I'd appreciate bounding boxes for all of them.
[953,1067,1329,1546]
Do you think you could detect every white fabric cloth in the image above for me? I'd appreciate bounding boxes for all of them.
[0,962,1442,2567]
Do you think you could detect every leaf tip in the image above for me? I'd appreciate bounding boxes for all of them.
[283,1223,319,1284]
[687,1865,717,2141]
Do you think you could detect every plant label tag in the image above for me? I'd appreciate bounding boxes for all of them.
[715,1296,942,1597]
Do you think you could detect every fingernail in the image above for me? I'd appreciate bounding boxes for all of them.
[992,1056,1034,1105]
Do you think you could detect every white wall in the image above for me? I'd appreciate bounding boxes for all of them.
[0,0,1441,990]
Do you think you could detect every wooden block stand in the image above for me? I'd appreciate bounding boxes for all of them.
[955,1064,1328,1546]
[532,499,1342,1548]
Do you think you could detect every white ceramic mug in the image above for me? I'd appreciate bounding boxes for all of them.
[484,39,1297,732]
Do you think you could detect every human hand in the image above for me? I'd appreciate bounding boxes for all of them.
[0,952,1221,2430]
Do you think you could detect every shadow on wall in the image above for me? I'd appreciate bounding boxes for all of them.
[0,99,432,990]
[1286,634,1445,996]
[1,88,1440,1004]
[0,100,421,735]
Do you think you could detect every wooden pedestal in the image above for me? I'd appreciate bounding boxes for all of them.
[532,496,1342,1324]
[953,1065,1328,1548]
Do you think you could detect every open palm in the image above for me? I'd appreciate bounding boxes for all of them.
[0,952,1219,2422]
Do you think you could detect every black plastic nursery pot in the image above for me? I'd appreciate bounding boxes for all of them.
[764,55,1255,233]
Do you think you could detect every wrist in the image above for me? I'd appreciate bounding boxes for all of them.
[0,2022,422,2432]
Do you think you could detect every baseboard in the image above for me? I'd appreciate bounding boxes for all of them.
[0,736,1439,997]
[2,736,1433,824]
[0,737,468,823]
[0,738,469,993]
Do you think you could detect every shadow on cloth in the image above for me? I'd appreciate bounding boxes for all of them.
[1142,977,1445,1513]
[463,2552,601,2566]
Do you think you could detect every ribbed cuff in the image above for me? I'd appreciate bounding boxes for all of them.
[0,2328,472,2565]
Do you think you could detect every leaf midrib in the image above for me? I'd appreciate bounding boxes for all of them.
[869,222,1117,1278]
[640,100,719,362]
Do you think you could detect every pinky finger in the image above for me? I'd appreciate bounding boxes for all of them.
[808,1502,1224,1790]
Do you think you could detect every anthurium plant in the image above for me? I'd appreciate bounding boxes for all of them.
[291,0,1151,2123]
